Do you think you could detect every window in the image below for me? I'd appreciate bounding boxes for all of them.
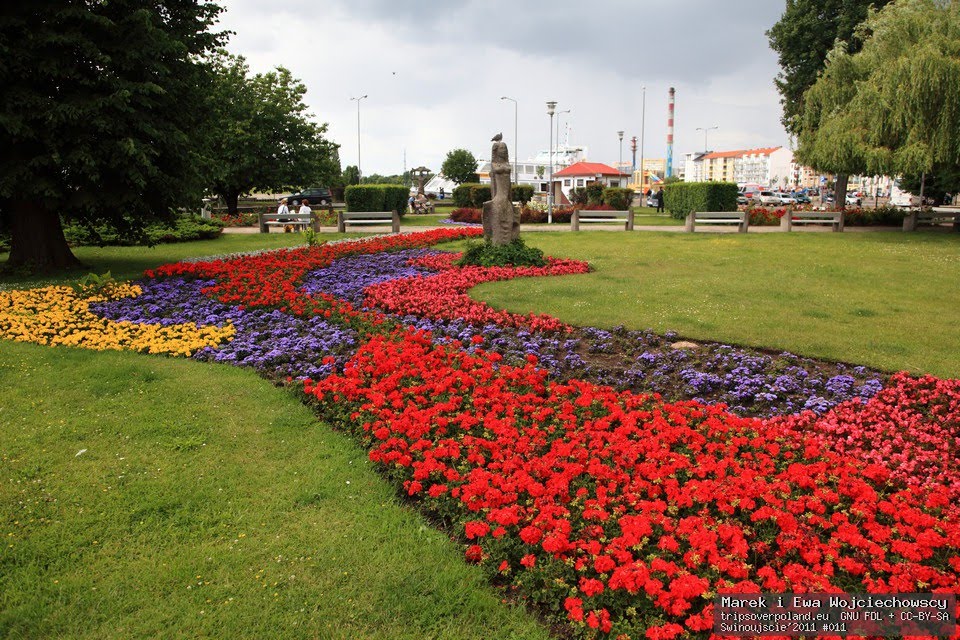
[539,182,548,192]
[611,180,620,187]
[563,179,571,186]
[576,179,584,187]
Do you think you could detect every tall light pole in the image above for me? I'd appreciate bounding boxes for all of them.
[546,101,557,224]
[617,131,624,186]
[500,96,518,185]
[639,86,646,194]
[555,109,570,159]
[350,94,368,182]
[696,125,718,155]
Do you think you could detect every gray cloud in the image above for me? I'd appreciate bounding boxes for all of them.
[217,0,790,176]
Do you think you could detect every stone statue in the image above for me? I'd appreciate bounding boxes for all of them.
[482,134,519,244]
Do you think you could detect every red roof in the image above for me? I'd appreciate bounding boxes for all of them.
[554,161,621,177]
[702,147,781,160]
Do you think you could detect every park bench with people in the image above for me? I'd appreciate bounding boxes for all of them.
[337,210,401,233]
[684,211,749,233]
[781,210,845,232]
[258,211,314,233]
[570,209,635,231]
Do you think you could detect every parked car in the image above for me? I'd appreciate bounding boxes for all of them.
[645,194,657,207]
[845,193,862,206]
[286,186,333,206]
[775,191,797,205]
[792,192,811,204]
[757,191,781,206]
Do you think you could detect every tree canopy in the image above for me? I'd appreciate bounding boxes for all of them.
[203,53,339,214]
[0,0,225,270]
[441,149,479,185]
[767,0,892,136]
[796,0,960,178]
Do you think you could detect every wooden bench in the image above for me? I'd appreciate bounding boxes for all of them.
[903,208,960,231]
[337,210,400,234]
[570,210,634,231]
[258,212,314,233]
[684,211,749,233]
[781,210,844,232]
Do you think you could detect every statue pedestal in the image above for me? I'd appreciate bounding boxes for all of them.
[482,200,519,245]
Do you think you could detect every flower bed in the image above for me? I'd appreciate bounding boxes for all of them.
[3,228,958,639]
[304,329,959,639]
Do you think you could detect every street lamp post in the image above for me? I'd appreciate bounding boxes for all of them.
[617,130,624,187]
[696,125,718,155]
[350,94,368,182]
[555,109,570,156]
[639,86,646,194]
[546,101,557,224]
[500,96,518,185]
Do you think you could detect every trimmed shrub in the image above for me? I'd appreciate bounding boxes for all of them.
[585,181,604,206]
[62,215,223,246]
[664,182,738,219]
[602,187,634,210]
[449,208,482,224]
[345,184,409,216]
[456,237,546,267]
[510,184,534,205]
[452,183,477,208]
[568,187,589,207]
[469,185,492,208]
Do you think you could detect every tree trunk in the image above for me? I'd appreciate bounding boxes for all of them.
[4,200,82,272]
[224,190,240,216]
[835,174,849,210]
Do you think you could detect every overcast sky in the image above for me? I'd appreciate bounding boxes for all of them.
[217,0,790,177]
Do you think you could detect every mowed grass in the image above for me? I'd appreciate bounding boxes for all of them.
[0,341,549,640]
[462,230,960,378]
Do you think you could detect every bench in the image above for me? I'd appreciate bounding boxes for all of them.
[570,210,634,231]
[258,212,314,233]
[684,211,749,233]
[903,208,960,231]
[337,210,400,234]
[781,210,844,232]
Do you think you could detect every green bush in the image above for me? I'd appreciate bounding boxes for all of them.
[344,184,409,216]
[452,183,494,208]
[61,215,223,246]
[456,237,546,268]
[510,184,534,205]
[602,187,634,210]
[585,181,605,206]
[452,183,477,208]
[568,187,589,207]
[664,182,738,219]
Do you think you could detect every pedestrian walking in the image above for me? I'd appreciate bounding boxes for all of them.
[655,187,665,213]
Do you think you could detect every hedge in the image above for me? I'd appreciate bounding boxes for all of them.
[585,181,604,206]
[602,187,634,210]
[60,215,224,247]
[511,184,534,205]
[344,184,409,215]
[451,183,494,209]
[664,182,738,219]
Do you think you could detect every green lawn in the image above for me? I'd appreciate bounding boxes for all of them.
[0,341,548,640]
[462,231,960,378]
[3,228,959,637]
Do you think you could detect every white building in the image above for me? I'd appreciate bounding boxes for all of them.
[683,146,812,190]
[479,144,588,194]
[553,161,623,204]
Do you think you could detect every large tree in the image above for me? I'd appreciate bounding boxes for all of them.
[0,1,225,271]
[203,53,339,215]
[767,0,892,204]
[441,149,479,185]
[796,0,960,193]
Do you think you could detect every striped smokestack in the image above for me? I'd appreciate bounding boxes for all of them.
[666,87,675,178]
